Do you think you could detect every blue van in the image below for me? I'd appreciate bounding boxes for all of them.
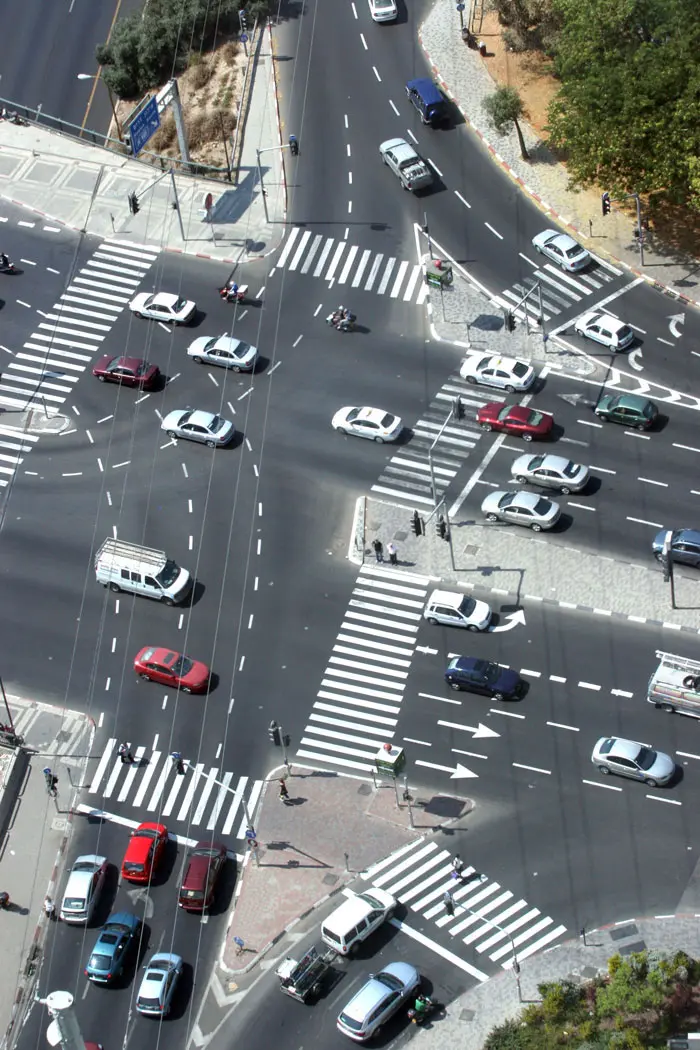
[406,78,448,126]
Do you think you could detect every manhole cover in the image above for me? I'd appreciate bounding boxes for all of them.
[394,530,408,541]
[462,544,480,557]
[610,923,638,941]
[459,1009,476,1022]
[51,818,68,832]
[620,940,646,956]
[323,873,339,886]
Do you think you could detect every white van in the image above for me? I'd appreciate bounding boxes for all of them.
[423,589,492,631]
[95,539,192,605]
[321,888,396,955]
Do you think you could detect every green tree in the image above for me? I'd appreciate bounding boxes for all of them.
[483,85,530,160]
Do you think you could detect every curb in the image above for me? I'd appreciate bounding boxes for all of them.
[417,28,700,313]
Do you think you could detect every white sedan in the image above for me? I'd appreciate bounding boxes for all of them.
[532,230,590,273]
[368,0,397,19]
[459,354,535,392]
[129,292,196,324]
[161,408,235,447]
[574,311,634,351]
[332,406,403,443]
[136,952,182,1016]
[187,333,258,372]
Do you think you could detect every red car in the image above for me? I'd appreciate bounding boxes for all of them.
[178,841,227,911]
[477,402,553,441]
[134,647,210,693]
[92,354,160,389]
[121,822,168,883]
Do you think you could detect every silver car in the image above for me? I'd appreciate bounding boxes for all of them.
[481,489,561,531]
[591,736,675,787]
[511,454,589,494]
[161,409,235,447]
[187,334,258,373]
[136,952,183,1016]
[337,961,420,1041]
[60,854,108,924]
[532,229,590,272]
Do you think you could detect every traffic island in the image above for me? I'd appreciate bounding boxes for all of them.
[220,765,473,976]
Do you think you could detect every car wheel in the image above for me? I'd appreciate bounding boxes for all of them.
[598,765,610,775]
[531,522,543,532]
[505,384,515,393]
[98,375,106,382]
[427,616,438,625]
[140,673,152,682]
[233,365,242,373]
[595,412,605,420]
[167,431,177,439]
[162,597,175,606]
[374,436,385,443]
[645,777,658,787]
[560,485,571,495]
[480,423,492,432]
[337,426,348,435]
[206,439,216,448]
[135,311,145,319]
[635,422,646,431]
[486,512,499,522]
[450,681,461,691]
[654,552,663,562]
[109,582,121,593]
[192,355,203,363]
[183,686,192,694]
[466,376,477,385]
[514,475,528,484]
[522,433,533,442]
[660,703,674,712]
[467,624,480,632]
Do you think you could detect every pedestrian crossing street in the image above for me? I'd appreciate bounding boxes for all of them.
[371,372,497,508]
[0,238,160,489]
[362,839,567,974]
[274,226,429,305]
[502,259,619,324]
[296,564,431,774]
[85,737,264,841]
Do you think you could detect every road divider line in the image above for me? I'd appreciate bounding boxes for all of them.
[646,795,682,805]
[513,762,551,775]
[677,751,700,761]
[546,721,579,732]
[578,682,601,691]
[582,779,622,791]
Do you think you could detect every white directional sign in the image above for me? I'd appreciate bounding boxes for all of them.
[668,312,685,338]
[415,759,479,779]
[438,720,500,739]
[488,609,525,633]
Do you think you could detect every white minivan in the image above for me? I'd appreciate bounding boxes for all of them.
[94,538,192,605]
[321,888,396,955]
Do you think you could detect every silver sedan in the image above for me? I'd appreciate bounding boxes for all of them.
[591,736,675,787]
[161,409,235,447]
[187,334,258,372]
[481,489,561,531]
[511,454,589,494]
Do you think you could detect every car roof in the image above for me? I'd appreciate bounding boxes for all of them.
[187,409,218,427]
[615,393,650,409]
[526,454,572,472]
[509,490,545,509]
[380,138,417,161]
[581,311,627,331]
[541,230,580,250]
[675,529,700,544]
[343,964,416,1020]
[106,911,140,930]
[73,854,107,870]
[406,78,442,103]
[65,869,94,894]
[111,355,149,369]
[211,335,243,351]
[356,407,390,423]
[601,737,640,760]
[153,292,179,307]
[138,646,174,663]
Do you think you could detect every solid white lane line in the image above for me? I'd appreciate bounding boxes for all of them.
[512,762,551,775]
[547,721,579,731]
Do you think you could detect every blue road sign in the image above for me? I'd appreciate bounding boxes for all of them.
[240,32,249,42]
[128,95,160,156]
[456,3,465,9]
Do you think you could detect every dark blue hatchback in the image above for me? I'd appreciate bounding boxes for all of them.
[445,657,524,699]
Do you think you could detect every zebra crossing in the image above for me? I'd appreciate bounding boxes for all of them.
[273,226,429,305]
[296,564,431,774]
[371,374,495,508]
[84,737,264,841]
[362,839,567,973]
[502,259,619,324]
[0,238,160,489]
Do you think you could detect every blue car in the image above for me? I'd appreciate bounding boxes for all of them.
[84,912,142,984]
[445,657,524,700]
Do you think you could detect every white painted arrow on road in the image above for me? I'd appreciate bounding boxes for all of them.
[415,645,439,655]
[628,348,643,372]
[558,392,596,408]
[438,719,500,739]
[668,312,685,338]
[415,759,479,779]
[488,609,526,633]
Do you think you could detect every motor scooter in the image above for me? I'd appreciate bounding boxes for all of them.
[219,282,249,303]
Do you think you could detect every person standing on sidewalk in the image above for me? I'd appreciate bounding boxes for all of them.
[372,539,384,563]
[387,542,398,565]
[43,896,56,921]
[278,778,290,804]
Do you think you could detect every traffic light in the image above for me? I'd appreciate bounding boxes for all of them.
[239,8,247,30]
[124,133,132,156]
[660,531,673,584]
[410,510,424,537]
[601,191,611,216]
[504,310,515,332]
[289,135,299,156]
[128,191,140,215]
[452,396,464,420]
[268,719,281,746]
[436,515,447,540]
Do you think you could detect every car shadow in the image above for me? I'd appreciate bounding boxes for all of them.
[168,962,194,1021]
[583,475,602,496]
[351,919,402,960]
[91,863,120,926]
[185,311,207,330]
[548,422,565,443]
[205,856,238,918]
[184,580,206,608]
[149,838,180,888]
[548,513,573,533]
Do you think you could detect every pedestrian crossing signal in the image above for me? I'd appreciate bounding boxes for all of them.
[289,135,299,156]
[128,191,140,215]
[436,515,447,540]
[269,719,281,746]
[504,310,515,332]
[410,510,424,537]
[601,191,611,216]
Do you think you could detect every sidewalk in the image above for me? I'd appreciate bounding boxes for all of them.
[417,915,700,1050]
[0,23,285,263]
[0,698,94,1048]
[419,0,700,307]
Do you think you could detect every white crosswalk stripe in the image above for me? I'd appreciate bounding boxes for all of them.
[370,374,495,508]
[274,226,427,303]
[361,839,566,971]
[502,261,616,323]
[86,737,264,840]
[0,238,159,491]
[296,565,432,774]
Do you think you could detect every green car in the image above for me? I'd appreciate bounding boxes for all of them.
[595,393,658,430]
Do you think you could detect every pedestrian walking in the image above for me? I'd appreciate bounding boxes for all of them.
[119,742,134,764]
[452,854,465,877]
[372,539,384,563]
[43,767,58,797]
[278,778,290,803]
[0,891,10,909]
[387,542,398,566]
[171,752,185,775]
[43,896,56,921]
[443,890,455,917]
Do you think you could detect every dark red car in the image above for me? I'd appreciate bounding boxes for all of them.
[476,402,553,441]
[92,355,160,389]
[134,646,210,693]
[121,822,168,883]
[178,841,227,911]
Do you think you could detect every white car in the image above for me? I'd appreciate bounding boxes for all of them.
[332,406,403,443]
[162,408,235,447]
[459,354,535,392]
[379,138,433,192]
[481,489,561,531]
[136,952,183,1016]
[574,311,634,351]
[511,454,589,494]
[532,230,590,273]
[368,0,397,19]
[129,292,196,324]
[60,854,108,924]
[187,333,258,372]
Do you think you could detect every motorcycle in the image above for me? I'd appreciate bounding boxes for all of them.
[219,283,249,304]
[326,311,356,332]
[0,724,24,746]
[408,997,438,1025]
[0,261,16,275]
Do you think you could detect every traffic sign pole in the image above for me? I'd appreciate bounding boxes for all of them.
[456,2,465,28]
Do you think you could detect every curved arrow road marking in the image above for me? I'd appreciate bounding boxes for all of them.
[628,348,643,372]
[668,312,685,338]
[488,609,526,633]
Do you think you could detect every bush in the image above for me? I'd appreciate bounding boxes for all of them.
[503,26,529,51]
[189,57,214,91]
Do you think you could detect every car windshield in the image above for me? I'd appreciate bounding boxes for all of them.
[203,338,218,351]
[170,655,194,677]
[499,493,517,509]
[174,297,187,312]
[136,827,159,840]
[89,953,111,970]
[643,402,655,418]
[147,966,167,979]
[233,341,251,358]
[136,364,148,376]
[564,244,582,258]
[346,408,361,422]
[562,461,578,477]
[182,888,205,900]
[527,455,544,470]
[376,0,394,7]
[359,892,385,909]
[209,416,226,433]
[194,847,218,858]
[177,410,194,427]
[339,1012,364,1032]
[123,861,145,873]
[377,972,403,992]
[138,996,162,1010]
[156,559,180,588]
[380,413,395,428]
[636,746,657,770]
[527,411,543,426]
[534,498,552,516]
[459,597,476,616]
[497,406,512,421]
[512,362,529,377]
[619,326,633,339]
[63,896,86,910]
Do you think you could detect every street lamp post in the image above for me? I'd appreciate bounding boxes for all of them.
[76,73,123,142]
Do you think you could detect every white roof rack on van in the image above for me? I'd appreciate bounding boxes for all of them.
[654,650,700,674]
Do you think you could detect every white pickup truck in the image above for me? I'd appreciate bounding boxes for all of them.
[379,138,434,192]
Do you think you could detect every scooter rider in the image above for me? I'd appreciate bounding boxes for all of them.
[0,253,10,270]
[413,993,432,1018]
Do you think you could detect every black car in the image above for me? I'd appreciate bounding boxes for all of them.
[444,657,524,700]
